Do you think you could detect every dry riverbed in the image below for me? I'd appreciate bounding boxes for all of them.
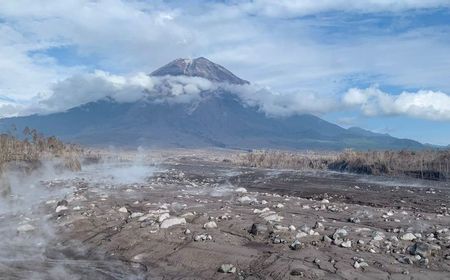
[1,152,450,279]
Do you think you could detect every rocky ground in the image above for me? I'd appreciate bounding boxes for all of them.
[2,151,450,279]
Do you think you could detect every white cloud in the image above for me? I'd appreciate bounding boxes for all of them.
[14,72,217,116]
[343,87,450,121]
[229,84,339,117]
[240,0,450,17]
[0,71,336,118]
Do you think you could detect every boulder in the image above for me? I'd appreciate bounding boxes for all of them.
[411,242,440,258]
[400,233,416,241]
[160,217,186,229]
[203,221,218,229]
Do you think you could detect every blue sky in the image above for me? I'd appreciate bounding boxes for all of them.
[0,0,450,145]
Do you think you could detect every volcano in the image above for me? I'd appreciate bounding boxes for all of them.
[0,57,423,150]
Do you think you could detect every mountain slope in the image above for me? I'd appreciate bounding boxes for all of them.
[0,58,423,150]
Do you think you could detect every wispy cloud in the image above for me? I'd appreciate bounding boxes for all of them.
[238,0,450,17]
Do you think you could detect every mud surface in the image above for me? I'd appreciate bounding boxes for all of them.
[1,152,450,279]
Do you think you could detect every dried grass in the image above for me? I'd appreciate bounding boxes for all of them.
[233,149,450,181]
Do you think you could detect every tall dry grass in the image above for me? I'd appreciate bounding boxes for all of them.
[233,149,450,181]
[0,128,85,196]
[330,150,450,180]
[232,150,338,170]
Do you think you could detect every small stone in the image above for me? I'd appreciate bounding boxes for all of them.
[349,217,360,224]
[272,237,282,244]
[203,221,218,229]
[411,242,440,258]
[323,235,333,243]
[359,262,369,268]
[238,196,256,204]
[262,213,283,222]
[274,203,284,209]
[235,187,247,193]
[184,229,191,234]
[250,223,268,235]
[400,232,417,241]
[158,213,170,222]
[333,239,343,246]
[17,224,35,232]
[218,264,236,274]
[300,224,310,233]
[131,212,144,218]
[341,240,352,248]
[273,224,289,231]
[290,239,301,250]
[118,207,128,213]
[313,222,324,230]
[290,268,304,276]
[372,231,385,241]
[55,205,68,213]
[160,217,186,229]
[397,256,413,265]
[332,228,348,240]
[288,225,296,231]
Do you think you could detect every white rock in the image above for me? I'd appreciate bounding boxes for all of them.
[17,224,35,232]
[400,233,417,241]
[372,231,385,241]
[130,212,143,218]
[274,203,284,209]
[55,205,68,213]
[274,224,289,231]
[160,217,186,229]
[296,232,308,239]
[262,213,283,222]
[288,225,296,231]
[235,187,247,193]
[158,213,170,223]
[203,221,218,229]
[238,196,257,204]
[341,240,352,248]
[253,207,270,214]
[321,199,330,204]
[313,222,324,230]
[118,207,128,213]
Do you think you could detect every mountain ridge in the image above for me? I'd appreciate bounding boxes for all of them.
[0,58,424,150]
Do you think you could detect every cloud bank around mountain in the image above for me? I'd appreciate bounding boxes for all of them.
[3,72,448,124]
[343,87,450,121]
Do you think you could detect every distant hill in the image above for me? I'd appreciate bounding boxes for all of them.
[0,57,424,150]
